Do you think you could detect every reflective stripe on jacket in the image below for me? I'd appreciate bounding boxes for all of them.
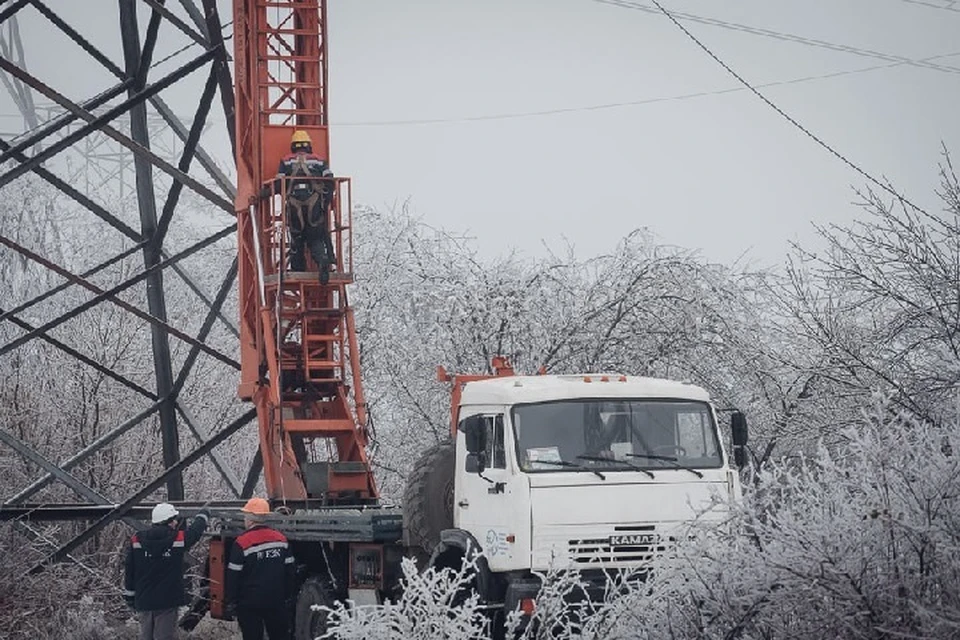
[123,514,208,611]
[225,525,296,608]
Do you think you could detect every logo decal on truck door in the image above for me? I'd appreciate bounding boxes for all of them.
[485,528,509,557]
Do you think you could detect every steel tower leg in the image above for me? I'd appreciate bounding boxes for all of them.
[119,0,183,500]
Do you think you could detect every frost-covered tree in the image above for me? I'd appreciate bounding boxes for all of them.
[779,153,960,441]
[351,206,775,495]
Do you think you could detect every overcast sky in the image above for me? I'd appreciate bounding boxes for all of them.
[4,0,959,268]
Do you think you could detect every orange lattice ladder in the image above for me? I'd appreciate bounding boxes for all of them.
[235,0,376,503]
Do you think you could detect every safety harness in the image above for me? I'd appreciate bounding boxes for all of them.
[287,153,325,229]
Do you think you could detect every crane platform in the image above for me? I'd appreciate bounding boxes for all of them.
[263,271,354,286]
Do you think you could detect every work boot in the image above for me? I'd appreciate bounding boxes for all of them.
[319,264,330,285]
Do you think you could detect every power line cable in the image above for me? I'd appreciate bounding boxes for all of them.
[594,0,960,75]
[899,0,960,13]
[328,51,958,127]
[2,50,954,130]
[642,0,931,215]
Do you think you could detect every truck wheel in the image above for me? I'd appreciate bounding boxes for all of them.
[403,439,455,558]
[294,577,334,640]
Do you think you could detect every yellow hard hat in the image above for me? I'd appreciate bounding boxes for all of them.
[291,130,312,145]
[240,497,271,515]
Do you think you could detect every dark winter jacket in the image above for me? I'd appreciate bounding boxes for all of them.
[225,525,296,609]
[123,512,208,611]
[272,151,334,202]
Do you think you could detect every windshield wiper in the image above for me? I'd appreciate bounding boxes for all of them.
[576,455,655,480]
[531,459,606,480]
[626,453,704,478]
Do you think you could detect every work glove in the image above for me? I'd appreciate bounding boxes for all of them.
[258,185,272,200]
[124,595,135,610]
[195,508,212,528]
[224,602,238,621]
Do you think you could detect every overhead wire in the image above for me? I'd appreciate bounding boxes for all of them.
[3,48,957,130]
[593,0,960,75]
[641,0,932,216]
[331,51,960,127]
[899,0,960,13]
[2,3,953,139]
[335,1,960,127]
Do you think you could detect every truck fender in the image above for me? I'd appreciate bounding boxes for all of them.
[428,528,494,602]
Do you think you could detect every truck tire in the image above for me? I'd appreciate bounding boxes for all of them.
[403,439,455,559]
[294,577,334,640]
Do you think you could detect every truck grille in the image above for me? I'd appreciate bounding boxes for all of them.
[567,526,671,565]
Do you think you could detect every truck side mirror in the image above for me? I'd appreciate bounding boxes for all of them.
[465,453,485,474]
[731,411,748,469]
[460,415,488,475]
[462,415,487,455]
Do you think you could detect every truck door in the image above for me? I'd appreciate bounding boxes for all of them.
[455,412,525,571]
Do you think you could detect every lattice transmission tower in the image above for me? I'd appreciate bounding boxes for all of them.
[0,0,256,571]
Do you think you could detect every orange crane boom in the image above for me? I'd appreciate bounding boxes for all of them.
[232,0,375,503]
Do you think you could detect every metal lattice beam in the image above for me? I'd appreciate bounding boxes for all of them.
[0,56,232,212]
[28,409,256,574]
[0,0,252,572]
[0,306,159,399]
[4,402,165,505]
[0,429,114,505]
[120,0,183,500]
[0,136,142,239]
[201,0,236,157]
[0,49,216,189]
[156,64,220,241]
[27,0,235,197]
[0,231,240,368]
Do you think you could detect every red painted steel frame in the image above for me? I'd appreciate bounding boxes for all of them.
[438,356,518,437]
[233,0,375,502]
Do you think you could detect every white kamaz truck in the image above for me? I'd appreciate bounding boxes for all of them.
[199,359,748,640]
[403,361,749,632]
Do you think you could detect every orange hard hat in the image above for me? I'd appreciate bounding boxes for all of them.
[241,497,271,515]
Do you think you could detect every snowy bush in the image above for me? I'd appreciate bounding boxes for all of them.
[703,396,960,639]
[320,556,489,639]
[607,396,960,639]
[320,397,960,640]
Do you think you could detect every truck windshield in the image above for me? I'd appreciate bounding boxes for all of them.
[511,399,723,473]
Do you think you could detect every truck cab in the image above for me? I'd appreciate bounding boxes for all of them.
[429,373,746,624]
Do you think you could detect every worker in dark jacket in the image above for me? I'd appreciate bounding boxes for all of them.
[124,503,209,640]
[263,129,336,284]
[225,497,296,640]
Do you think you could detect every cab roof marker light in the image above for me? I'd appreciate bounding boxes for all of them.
[600,376,610,382]
[618,375,627,382]
[583,376,592,383]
